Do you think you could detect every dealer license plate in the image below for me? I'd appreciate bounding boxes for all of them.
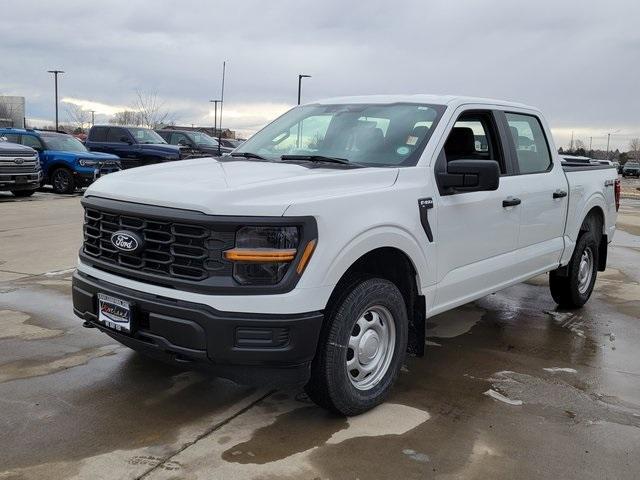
[97,293,131,333]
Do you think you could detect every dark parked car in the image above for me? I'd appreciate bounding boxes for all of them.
[86,126,181,169]
[622,161,640,177]
[0,128,120,194]
[217,138,244,149]
[156,129,233,156]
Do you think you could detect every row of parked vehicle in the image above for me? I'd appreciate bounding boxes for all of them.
[0,126,242,196]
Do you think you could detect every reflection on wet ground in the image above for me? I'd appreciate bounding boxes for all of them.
[1,200,640,479]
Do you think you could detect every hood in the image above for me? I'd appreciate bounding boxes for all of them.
[141,143,180,155]
[47,150,119,160]
[85,158,399,216]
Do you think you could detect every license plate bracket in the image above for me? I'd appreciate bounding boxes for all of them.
[97,293,132,334]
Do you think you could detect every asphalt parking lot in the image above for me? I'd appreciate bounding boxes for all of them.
[1,189,640,480]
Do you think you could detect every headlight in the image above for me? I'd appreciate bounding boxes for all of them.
[78,159,99,167]
[223,226,316,285]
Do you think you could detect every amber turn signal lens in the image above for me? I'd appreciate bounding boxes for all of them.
[223,248,297,263]
[296,239,317,274]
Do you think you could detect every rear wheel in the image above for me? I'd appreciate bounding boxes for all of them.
[11,189,36,197]
[51,167,75,194]
[549,216,600,308]
[305,277,408,416]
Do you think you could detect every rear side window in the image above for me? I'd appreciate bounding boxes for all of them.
[90,127,108,142]
[106,128,126,143]
[1,133,20,143]
[21,135,44,150]
[506,113,552,174]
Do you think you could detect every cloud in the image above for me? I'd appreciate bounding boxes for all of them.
[61,98,134,116]
[1,0,639,147]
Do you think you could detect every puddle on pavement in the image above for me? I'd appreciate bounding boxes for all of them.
[0,309,64,341]
[0,345,119,383]
[426,305,485,339]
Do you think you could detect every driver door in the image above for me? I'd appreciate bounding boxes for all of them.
[431,109,522,313]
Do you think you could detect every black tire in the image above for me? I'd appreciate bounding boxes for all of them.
[11,189,36,197]
[305,277,408,416]
[549,216,600,308]
[51,167,75,194]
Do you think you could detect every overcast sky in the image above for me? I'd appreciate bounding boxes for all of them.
[1,0,639,149]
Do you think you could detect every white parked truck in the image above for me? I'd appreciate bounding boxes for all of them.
[73,95,619,415]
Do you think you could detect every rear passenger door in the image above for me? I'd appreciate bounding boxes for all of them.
[501,111,568,275]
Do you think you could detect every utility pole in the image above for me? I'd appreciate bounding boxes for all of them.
[569,131,574,151]
[209,99,220,141]
[90,110,95,126]
[218,61,227,156]
[297,74,311,105]
[589,136,592,152]
[47,70,64,130]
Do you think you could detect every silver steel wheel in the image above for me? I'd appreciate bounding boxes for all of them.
[347,305,396,391]
[577,247,594,294]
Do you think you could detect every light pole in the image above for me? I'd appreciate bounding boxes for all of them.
[606,129,621,159]
[209,99,221,140]
[47,70,64,130]
[297,74,311,105]
[90,110,95,126]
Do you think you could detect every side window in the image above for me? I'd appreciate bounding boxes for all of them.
[170,132,190,146]
[90,127,108,142]
[2,133,20,143]
[106,128,127,143]
[21,135,44,150]
[505,113,551,174]
[442,112,505,173]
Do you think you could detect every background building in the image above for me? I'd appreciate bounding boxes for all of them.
[0,96,25,128]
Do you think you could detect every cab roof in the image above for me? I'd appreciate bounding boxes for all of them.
[311,94,538,112]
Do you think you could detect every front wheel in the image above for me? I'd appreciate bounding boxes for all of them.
[549,217,600,308]
[305,277,408,416]
[51,168,75,194]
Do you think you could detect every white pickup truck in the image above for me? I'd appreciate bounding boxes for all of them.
[73,95,619,415]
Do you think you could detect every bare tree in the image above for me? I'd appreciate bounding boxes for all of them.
[574,139,585,151]
[134,90,174,128]
[64,103,91,132]
[109,110,143,126]
[629,138,640,154]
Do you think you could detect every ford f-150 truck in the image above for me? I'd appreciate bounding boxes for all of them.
[86,125,181,169]
[73,95,619,416]
[0,140,41,197]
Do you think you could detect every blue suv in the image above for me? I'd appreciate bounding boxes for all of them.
[0,129,121,194]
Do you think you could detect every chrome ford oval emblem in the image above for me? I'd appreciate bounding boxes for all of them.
[110,230,143,253]
[14,158,24,165]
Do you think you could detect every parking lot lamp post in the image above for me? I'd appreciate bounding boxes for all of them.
[297,74,311,105]
[209,99,220,142]
[90,110,95,127]
[47,70,64,130]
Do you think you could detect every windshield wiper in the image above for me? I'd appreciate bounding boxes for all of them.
[230,151,268,160]
[280,154,364,167]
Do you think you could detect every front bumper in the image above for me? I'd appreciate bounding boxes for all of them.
[74,167,120,187]
[0,171,41,191]
[72,271,324,386]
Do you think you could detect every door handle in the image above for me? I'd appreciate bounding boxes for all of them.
[553,189,568,199]
[502,197,521,207]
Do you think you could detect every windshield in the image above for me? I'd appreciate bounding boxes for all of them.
[190,131,219,147]
[42,135,88,152]
[129,128,166,144]
[234,103,445,167]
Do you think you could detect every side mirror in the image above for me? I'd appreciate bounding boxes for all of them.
[119,136,132,145]
[437,159,500,193]
[177,139,189,147]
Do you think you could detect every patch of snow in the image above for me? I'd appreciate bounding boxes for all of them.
[543,367,577,374]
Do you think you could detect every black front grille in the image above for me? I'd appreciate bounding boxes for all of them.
[83,208,235,281]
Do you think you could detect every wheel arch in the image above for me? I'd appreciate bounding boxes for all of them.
[324,239,427,358]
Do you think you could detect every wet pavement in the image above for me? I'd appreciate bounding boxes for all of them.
[1,194,639,479]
